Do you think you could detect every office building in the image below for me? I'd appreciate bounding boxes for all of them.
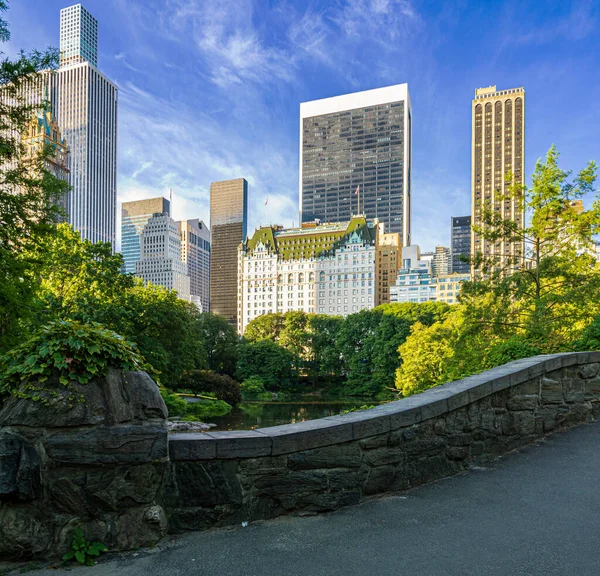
[121,197,170,274]
[432,246,451,278]
[210,178,248,328]
[451,216,471,274]
[436,273,471,305]
[19,5,118,245]
[471,86,525,274]
[300,84,412,245]
[21,101,69,212]
[238,217,377,334]
[390,246,436,304]
[180,219,210,312]
[376,231,401,304]
[135,213,190,300]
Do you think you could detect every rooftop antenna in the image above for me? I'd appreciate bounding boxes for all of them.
[169,188,173,217]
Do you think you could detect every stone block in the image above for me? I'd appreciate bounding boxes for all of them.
[363,465,395,495]
[403,434,446,457]
[174,461,242,507]
[0,430,40,502]
[238,456,287,475]
[446,446,469,461]
[332,406,391,440]
[563,378,585,404]
[579,364,600,380]
[209,431,272,459]
[540,376,564,405]
[287,443,362,470]
[0,506,52,560]
[252,470,328,497]
[506,394,538,411]
[388,397,422,429]
[44,424,168,464]
[259,418,353,456]
[359,433,389,450]
[169,433,216,461]
[363,446,404,467]
[465,374,494,403]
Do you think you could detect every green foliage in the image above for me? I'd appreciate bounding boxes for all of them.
[196,313,239,376]
[485,337,542,367]
[0,320,151,403]
[467,145,600,341]
[240,376,267,395]
[340,404,376,415]
[160,388,187,417]
[179,369,242,405]
[575,317,600,352]
[184,399,232,420]
[0,12,69,349]
[236,340,297,391]
[62,529,107,566]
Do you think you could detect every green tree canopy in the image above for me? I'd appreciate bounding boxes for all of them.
[236,339,297,391]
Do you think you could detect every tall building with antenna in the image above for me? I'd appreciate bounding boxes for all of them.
[20,4,118,246]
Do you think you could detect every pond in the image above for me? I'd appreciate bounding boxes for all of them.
[193,395,383,431]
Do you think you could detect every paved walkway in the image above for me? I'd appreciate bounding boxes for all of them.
[25,422,600,576]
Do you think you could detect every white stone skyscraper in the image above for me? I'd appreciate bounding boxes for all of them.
[55,4,118,246]
[19,5,118,245]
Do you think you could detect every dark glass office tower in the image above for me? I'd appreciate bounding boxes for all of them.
[209,178,248,329]
[451,215,471,274]
[300,84,411,245]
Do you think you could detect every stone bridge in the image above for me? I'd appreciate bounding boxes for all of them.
[1,351,599,561]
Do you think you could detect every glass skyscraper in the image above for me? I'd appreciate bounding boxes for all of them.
[451,216,471,274]
[300,84,412,245]
[121,197,171,274]
[59,4,98,68]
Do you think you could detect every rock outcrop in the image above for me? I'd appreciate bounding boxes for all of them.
[0,368,169,560]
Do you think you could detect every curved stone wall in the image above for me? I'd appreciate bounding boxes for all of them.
[2,352,600,559]
[165,352,600,531]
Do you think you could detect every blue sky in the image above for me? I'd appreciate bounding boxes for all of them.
[5,0,600,250]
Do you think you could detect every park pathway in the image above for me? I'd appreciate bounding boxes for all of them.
[24,421,600,576]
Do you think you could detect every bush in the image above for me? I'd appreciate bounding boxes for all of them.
[0,320,152,404]
[575,317,600,351]
[240,376,267,395]
[184,399,232,420]
[179,369,242,405]
[160,388,187,417]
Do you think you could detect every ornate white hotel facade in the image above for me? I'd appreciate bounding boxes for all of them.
[237,218,378,334]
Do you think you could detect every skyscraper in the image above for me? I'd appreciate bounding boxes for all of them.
[135,213,190,300]
[471,86,525,274]
[210,178,248,328]
[376,230,401,305]
[432,246,451,278]
[21,5,118,245]
[300,84,412,245]
[451,216,471,274]
[121,197,170,274]
[180,219,210,313]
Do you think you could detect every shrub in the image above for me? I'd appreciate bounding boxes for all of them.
[575,317,600,351]
[184,399,232,420]
[0,320,152,404]
[485,336,542,367]
[160,388,187,417]
[179,369,242,405]
[240,376,267,395]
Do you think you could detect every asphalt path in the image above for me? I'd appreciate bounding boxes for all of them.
[23,421,600,576]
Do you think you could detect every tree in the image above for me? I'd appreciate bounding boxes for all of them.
[235,340,297,391]
[179,369,242,405]
[306,314,343,381]
[196,313,239,376]
[467,145,600,342]
[244,313,285,342]
[0,2,69,349]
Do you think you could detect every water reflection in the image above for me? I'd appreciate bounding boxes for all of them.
[209,397,382,431]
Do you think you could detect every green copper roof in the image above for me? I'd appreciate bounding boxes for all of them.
[244,217,376,261]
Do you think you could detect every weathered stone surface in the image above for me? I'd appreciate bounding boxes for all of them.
[173,461,242,507]
[44,424,168,464]
[209,431,272,459]
[0,430,40,502]
[0,505,52,559]
[363,465,395,495]
[541,376,564,404]
[169,433,216,461]
[579,363,600,379]
[363,446,404,467]
[113,505,168,550]
[287,443,362,470]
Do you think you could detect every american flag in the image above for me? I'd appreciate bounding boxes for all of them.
[354,184,360,195]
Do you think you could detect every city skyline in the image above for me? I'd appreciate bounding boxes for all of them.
[6,0,599,250]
